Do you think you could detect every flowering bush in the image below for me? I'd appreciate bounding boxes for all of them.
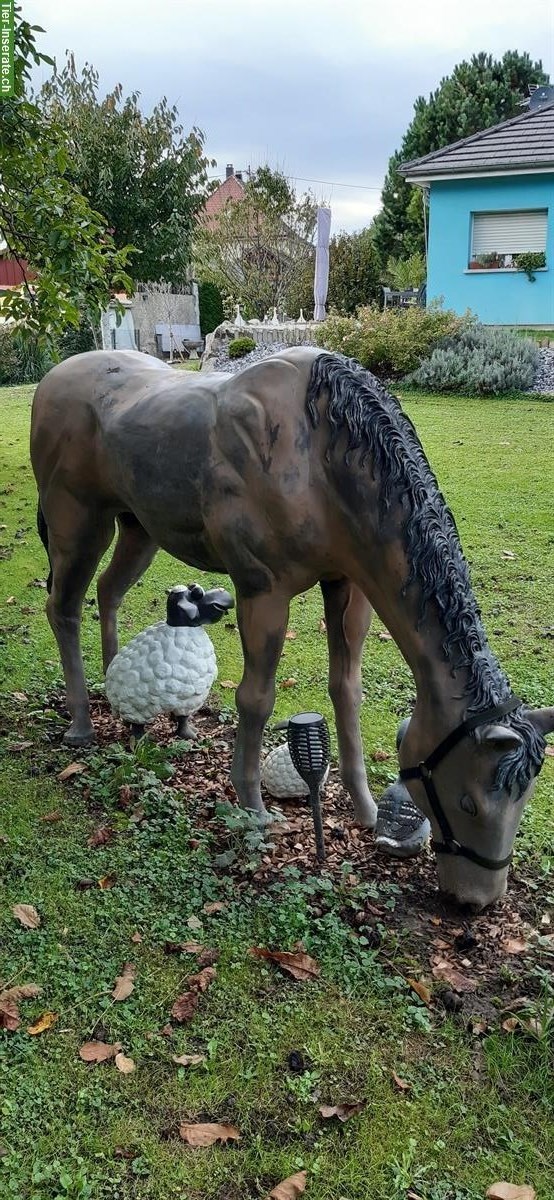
[315,304,465,378]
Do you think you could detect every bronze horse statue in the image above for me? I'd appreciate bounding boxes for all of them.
[30,347,553,909]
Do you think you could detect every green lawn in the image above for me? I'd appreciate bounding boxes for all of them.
[0,383,553,1200]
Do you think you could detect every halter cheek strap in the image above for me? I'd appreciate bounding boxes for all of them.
[399,696,522,872]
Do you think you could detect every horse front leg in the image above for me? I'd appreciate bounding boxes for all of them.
[231,589,290,819]
[321,577,377,828]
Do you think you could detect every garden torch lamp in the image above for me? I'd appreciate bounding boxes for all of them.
[287,712,330,863]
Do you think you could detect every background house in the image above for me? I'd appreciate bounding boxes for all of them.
[400,86,554,326]
[201,164,245,229]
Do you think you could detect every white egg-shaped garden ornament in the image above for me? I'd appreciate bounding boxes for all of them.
[105,584,234,735]
[261,742,330,800]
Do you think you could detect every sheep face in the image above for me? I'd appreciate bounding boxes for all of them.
[166,584,234,628]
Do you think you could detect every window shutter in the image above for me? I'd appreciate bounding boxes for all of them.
[472,210,547,256]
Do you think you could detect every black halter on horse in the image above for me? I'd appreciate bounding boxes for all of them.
[400,696,522,871]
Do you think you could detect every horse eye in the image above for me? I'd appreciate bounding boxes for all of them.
[460,793,477,816]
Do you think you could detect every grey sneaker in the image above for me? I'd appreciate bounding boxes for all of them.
[375,780,431,858]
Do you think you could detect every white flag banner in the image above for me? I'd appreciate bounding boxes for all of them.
[313,206,331,321]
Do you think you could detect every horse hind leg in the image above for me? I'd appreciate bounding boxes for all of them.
[321,577,377,828]
[97,514,157,672]
[44,498,115,746]
[231,588,290,818]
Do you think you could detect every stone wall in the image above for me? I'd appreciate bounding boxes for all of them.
[132,286,201,355]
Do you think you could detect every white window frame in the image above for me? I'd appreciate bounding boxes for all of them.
[468,209,548,271]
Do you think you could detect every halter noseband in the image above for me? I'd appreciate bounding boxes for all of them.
[399,696,522,872]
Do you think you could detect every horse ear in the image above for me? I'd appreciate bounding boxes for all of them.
[475,724,523,753]
[526,706,554,736]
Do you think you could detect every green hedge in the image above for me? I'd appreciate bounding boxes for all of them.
[198,280,224,336]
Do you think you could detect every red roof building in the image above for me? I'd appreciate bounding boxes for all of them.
[201,164,245,228]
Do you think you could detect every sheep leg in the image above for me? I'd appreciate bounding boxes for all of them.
[97,514,157,673]
[176,715,196,739]
[231,589,289,819]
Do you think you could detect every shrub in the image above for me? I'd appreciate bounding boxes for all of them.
[0,325,54,385]
[57,319,97,360]
[198,280,224,335]
[315,303,464,378]
[228,336,256,359]
[406,324,539,395]
[513,251,546,281]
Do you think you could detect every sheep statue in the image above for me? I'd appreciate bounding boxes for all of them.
[105,583,234,739]
[261,728,330,800]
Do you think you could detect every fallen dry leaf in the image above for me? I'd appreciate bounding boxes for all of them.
[284,630,297,641]
[164,939,204,955]
[391,1071,410,1091]
[281,677,297,688]
[187,967,216,994]
[112,962,136,1002]
[115,1051,135,1074]
[0,1000,20,1031]
[378,630,393,641]
[88,825,113,849]
[178,1122,240,1147]
[408,978,432,1006]
[5,595,15,604]
[431,960,476,992]
[202,901,227,915]
[319,1101,366,1121]
[249,946,320,981]
[318,617,326,634]
[12,691,28,702]
[187,915,203,931]
[501,550,516,560]
[502,1017,520,1033]
[13,903,41,929]
[130,931,143,944]
[172,1053,207,1067]
[170,992,199,1023]
[502,937,528,955]
[371,749,392,762]
[79,1040,121,1063]
[267,1170,307,1199]
[27,1011,57,1035]
[0,983,41,1005]
[196,947,219,968]
[9,741,33,752]
[219,680,237,689]
[98,873,117,889]
[545,745,554,757]
[38,810,62,823]
[486,1184,535,1200]
[57,761,86,782]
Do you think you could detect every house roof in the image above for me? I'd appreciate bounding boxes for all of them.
[201,172,245,228]
[399,101,554,181]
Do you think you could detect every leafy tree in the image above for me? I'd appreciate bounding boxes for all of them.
[0,7,132,341]
[373,51,549,262]
[286,227,382,318]
[196,166,318,319]
[39,54,213,286]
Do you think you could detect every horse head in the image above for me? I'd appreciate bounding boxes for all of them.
[398,705,554,909]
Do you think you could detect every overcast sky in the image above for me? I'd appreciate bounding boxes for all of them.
[27,0,554,233]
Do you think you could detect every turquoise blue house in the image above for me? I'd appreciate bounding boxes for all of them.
[399,87,554,326]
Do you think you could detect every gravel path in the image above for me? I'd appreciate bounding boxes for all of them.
[211,342,313,373]
[529,347,554,393]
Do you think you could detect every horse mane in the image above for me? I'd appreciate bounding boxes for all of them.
[306,352,545,791]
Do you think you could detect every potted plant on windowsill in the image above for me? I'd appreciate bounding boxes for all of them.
[513,251,546,281]
[479,252,501,270]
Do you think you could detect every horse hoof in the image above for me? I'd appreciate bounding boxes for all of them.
[63,727,96,748]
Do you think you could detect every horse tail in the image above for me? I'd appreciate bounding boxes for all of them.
[37,501,53,593]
